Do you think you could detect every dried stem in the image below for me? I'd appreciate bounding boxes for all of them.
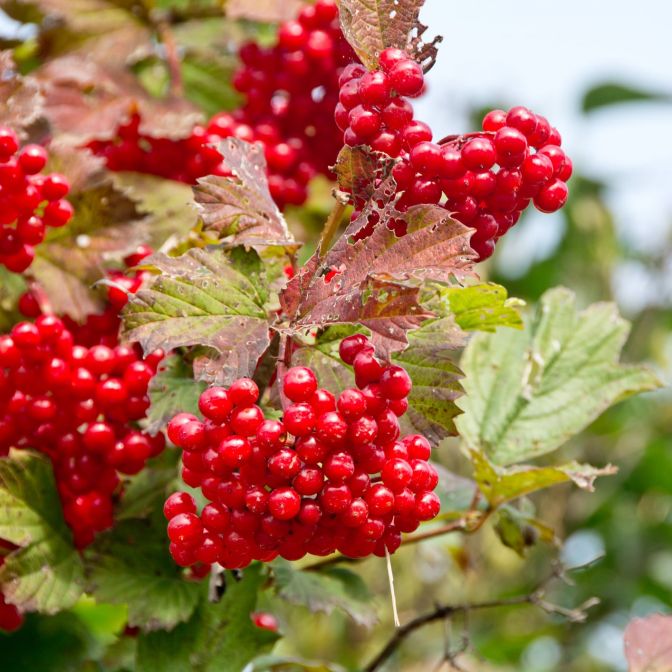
[156,20,183,97]
[364,564,598,672]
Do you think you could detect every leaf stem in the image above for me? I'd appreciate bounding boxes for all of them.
[318,196,348,255]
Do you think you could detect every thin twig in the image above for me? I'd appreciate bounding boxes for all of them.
[364,594,533,672]
[156,20,183,97]
[276,333,293,411]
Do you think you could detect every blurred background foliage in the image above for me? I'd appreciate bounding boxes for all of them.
[0,0,670,670]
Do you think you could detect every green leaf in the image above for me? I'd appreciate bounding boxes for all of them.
[582,82,671,113]
[0,451,84,613]
[147,355,206,435]
[393,317,466,443]
[439,283,524,332]
[0,265,27,332]
[250,655,347,672]
[116,451,180,522]
[336,0,440,71]
[457,287,662,465]
[182,50,242,116]
[85,518,201,631]
[136,564,278,672]
[271,559,377,627]
[122,247,274,385]
[492,508,556,557]
[469,449,617,508]
[111,172,196,250]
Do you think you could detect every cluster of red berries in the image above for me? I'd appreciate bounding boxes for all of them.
[88,0,355,209]
[0,126,73,273]
[335,49,572,260]
[0,315,165,548]
[164,334,439,569]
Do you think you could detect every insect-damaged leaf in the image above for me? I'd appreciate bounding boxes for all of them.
[36,56,201,143]
[31,147,148,320]
[0,451,85,614]
[193,138,297,250]
[457,287,662,465]
[122,247,274,385]
[336,0,441,71]
[0,51,44,134]
[332,145,395,202]
[283,182,476,357]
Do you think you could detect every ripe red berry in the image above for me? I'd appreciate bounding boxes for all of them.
[164,492,197,520]
[268,487,301,520]
[388,59,424,96]
[339,334,371,364]
[379,365,412,400]
[283,366,318,402]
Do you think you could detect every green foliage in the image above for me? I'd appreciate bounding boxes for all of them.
[0,451,84,613]
[440,283,524,332]
[85,519,202,631]
[581,81,671,112]
[136,564,278,672]
[147,355,206,434]
[457,287,661,465]
[271,559,377,627]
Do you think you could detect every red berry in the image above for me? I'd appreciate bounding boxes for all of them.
[283,366,318,402]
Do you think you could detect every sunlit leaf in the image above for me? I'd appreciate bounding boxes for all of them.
[457,287,661,465]
[440,283,524,332]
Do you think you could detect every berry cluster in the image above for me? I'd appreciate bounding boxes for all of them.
[0,316,165,548]
[164,334,439,569]
[88,0,355,209]
[335,49,572,260]
[0,126,73,273]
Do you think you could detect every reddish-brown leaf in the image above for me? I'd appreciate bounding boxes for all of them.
[193,138,297,250]
[624,614,672,672]
[284,185,476,356]
[31,146,147,320]
[36,56,201,143]
[0,51,44,134]
[336,0,441,71]
[332,145,395,202]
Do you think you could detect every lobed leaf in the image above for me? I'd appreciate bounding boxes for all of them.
[136,564,278,672]
[122,247,274,385]
[332,145,395,203]
[271,559,377,627]
[86,518,202,631]
[336,0,440,71]
[37,56,200,143]
[286,182,475,357]
[457,287,662,465]
[469,449,617,508]
[193,138,297,250]
[393,317,466,443]
[0,451,84,614]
